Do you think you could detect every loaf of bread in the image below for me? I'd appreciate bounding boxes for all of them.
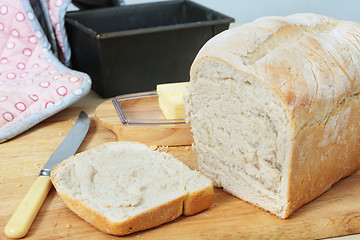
[185,13,360,219]
[51,142,214,235]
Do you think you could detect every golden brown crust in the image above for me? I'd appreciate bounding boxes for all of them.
[52,180,213,235]
[55,190,185,236]
[183,183,214,216]
[285,97,360,218]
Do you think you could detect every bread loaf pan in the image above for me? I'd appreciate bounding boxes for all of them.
[65,0,234,98]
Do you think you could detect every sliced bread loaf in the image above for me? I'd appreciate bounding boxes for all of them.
[185,13,360,219]
[51,141,213,236]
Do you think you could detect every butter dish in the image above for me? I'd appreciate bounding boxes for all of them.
[95,91,192,146]
[112,91,187,125]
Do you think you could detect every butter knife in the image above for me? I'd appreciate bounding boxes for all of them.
[4,111,90,238]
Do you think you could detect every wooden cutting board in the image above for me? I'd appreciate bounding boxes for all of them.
[1,105,360,240]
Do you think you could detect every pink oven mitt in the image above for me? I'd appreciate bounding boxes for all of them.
[46,0,72,65]
[0,0,91,142]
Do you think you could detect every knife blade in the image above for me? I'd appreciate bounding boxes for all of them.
[4,111,90,239]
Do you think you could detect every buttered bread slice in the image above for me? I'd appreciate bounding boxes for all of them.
[51,141,213,236]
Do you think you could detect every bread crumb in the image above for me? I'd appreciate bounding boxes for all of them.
[149,145,158,151]
[158,146,169,152]
[17,184,22,187]
[106,205,111,208]
[59,131,63,136]
[66,223,71,229]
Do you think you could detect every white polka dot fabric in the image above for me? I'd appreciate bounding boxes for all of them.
[0,0,91,142]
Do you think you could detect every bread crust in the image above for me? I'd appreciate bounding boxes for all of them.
[55,189,185,236]
[54,184,215,235]
[285,97,360,218]
[183,184,214,216]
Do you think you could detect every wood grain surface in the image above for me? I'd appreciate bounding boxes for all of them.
[1,106,360,239]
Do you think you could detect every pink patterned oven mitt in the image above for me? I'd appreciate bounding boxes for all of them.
[0,0,91,142]
[47,0,72,65]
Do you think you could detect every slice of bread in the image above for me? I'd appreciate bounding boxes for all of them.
[51,141,214,236]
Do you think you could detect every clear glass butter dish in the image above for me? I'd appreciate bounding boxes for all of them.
[112,91,187,125]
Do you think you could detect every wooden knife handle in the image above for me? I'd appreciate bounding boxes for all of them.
[4,176,53,238]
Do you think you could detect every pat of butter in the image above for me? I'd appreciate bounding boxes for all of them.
[156,82,189,119]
